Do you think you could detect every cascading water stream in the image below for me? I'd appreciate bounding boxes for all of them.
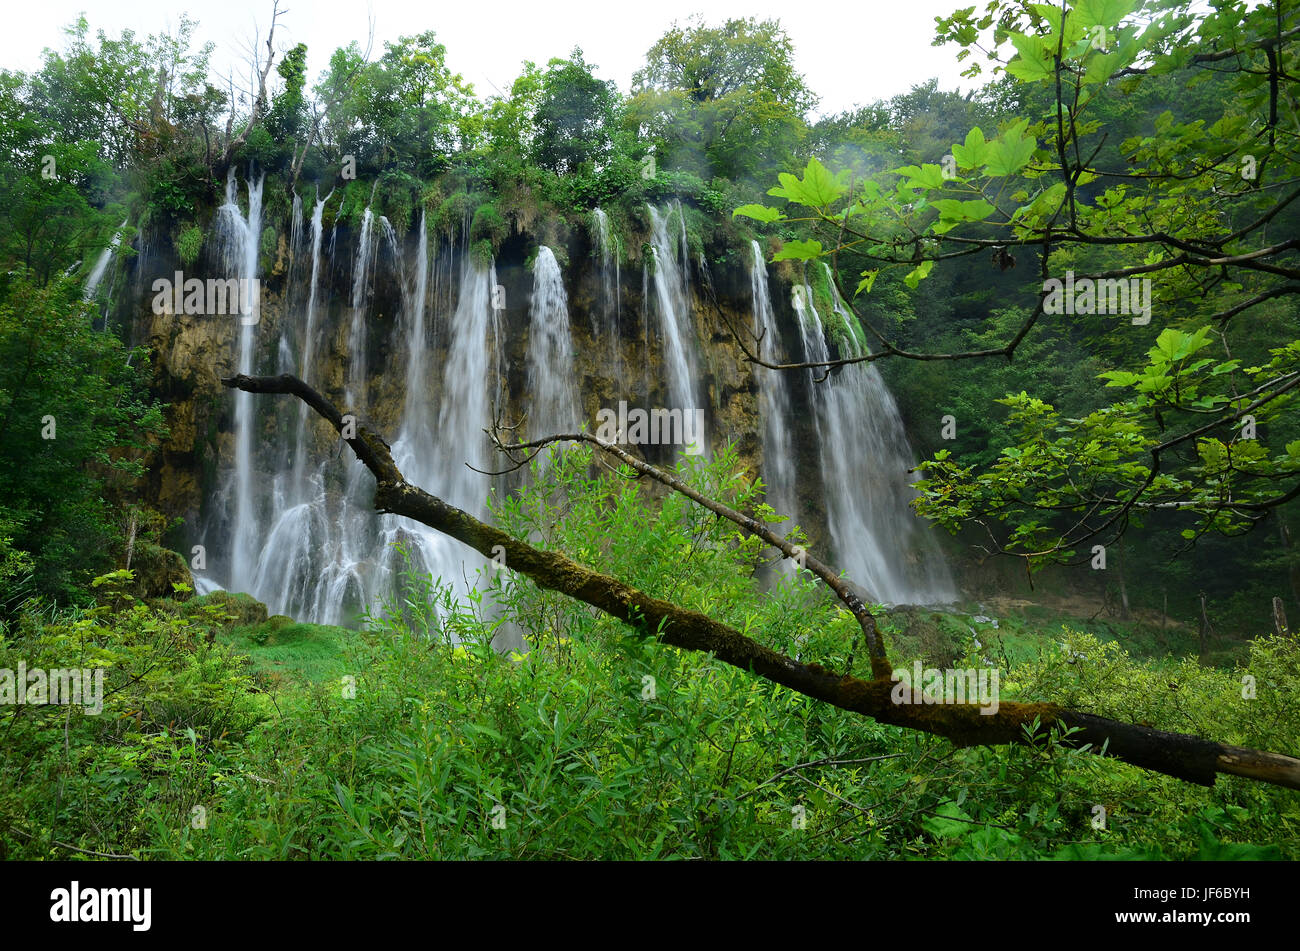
[212,170,264,594]
[790,268,955,604]
[241,211,506,625]
[435,260,498,506]
[291,192,329,493]
[346,206,376,406]
[591,208,622,374]
[748,241,799,531]
[289,192,303,282]
[525,246,580,440]
[375,211,458,617]
[380,255,502,613]
[395,210,433,463]
[83,219,128,301]
[645,205,700,414]
[379,216,407,292]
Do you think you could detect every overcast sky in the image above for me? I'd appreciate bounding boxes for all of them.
[4,0,976,116]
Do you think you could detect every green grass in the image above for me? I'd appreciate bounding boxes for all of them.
[218,615,366,687]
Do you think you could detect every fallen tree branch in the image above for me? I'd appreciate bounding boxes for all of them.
[221,373,1300,791]
[486,426,892,680]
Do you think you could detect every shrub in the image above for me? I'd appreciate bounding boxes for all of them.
[174,224,203,268]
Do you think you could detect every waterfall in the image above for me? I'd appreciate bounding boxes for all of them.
[289,191,303,278]
[83,219,128,300]
[525,246,579,440]
[376,240,497,614]
[790,267,955,605]
[211,170,264,595]
[191,183,948,624]
[379,213,454,621]
[346,206,376,405]
[396,210,433,461]
[749,241,799,530]
[233,212,503,625]
[290,191,329,494]
[645,204,700,413]
[591,208,622,374]
[379,215,407,290]
[435,260,498,505]
[386,256,499,615]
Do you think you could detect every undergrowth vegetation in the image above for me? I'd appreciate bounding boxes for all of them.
[3,449,1294,860]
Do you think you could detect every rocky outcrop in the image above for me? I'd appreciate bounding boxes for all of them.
[127,541,194,601]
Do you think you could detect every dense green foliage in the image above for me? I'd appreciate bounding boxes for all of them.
[4,453,1295,859]
[0,278,165,607]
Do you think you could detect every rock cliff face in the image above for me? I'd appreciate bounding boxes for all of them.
[118,196,953,622]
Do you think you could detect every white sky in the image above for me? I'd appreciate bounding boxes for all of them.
[4,0,976,116]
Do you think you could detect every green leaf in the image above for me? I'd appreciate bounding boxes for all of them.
[1151,327,1211,364]
[951,126,989,169]
[732,203,784,223]
[1099,370,1141,388]
[771,239,824,263]
[932,198,997,222]
[856,270,880,296]
[1007,33,1054,82]
[985,120,1038,176]
[1083,49,1124,84]
[766,157,847,209]
[1029,3,1065,36]
[1074,0,1138,30]
[892,163,947,190]
[904,259,934,289]
[922,801,975,839]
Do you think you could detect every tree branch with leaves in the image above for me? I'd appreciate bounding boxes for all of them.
[734,0,1300,569]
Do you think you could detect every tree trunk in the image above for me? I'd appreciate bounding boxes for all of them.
[1274,596,1290,637]
[124,511,138,570]
[1279,516,1300,620]
[1115,543,1131,620]
[217,1,282,176]
[1199,592,1213,659]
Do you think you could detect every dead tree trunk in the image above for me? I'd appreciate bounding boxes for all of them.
[217,1,283,177]
[1115,542,1131,620]
[1280,517,1300,607]
[1199,591,1213,658]
[222,373,1300,791]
